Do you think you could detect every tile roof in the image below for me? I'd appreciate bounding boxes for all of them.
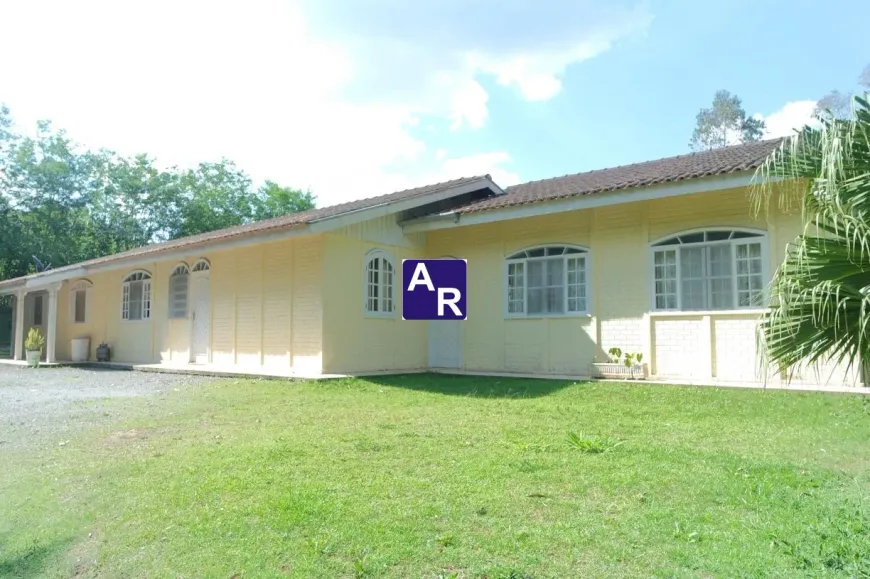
[0,175,493,288]
[455,138,783,214]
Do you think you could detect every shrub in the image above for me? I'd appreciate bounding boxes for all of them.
[24,328,45,352]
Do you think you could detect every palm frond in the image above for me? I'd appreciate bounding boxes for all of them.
[752,94,870,384]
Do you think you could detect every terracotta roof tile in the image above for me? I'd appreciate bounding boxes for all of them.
[0,175,491,288]
[455,139,783,214]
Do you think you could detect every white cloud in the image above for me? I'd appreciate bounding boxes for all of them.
[756,100,820,139]
[441,152,521,188]
[0,0,649,205]
[303,0,654,127]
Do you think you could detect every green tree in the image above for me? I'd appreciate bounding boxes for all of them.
[690,90,766,151]
[751,94,870,382]
[0,104,315,280]
[252,181,315,221]
[814,63,870,119]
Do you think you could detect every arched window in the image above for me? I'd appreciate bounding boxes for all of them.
[122,271,152,321]
[364,249,395,316]
[168,264,190,319]
[505,245,589,317]
[69,279,92,324]
[650,229,768,311]
[192,259,211,273]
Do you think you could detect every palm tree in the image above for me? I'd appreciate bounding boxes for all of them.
[751,95,870,384]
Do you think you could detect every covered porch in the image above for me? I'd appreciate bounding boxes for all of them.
[0,282,61,363]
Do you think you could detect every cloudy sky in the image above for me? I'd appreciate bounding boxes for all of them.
[1,0,868,206]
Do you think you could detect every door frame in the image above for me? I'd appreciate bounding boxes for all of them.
[189,269,211,364]
[427,255,463,369]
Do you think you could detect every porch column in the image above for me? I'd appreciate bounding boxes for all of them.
[46,285,59,363]
[13,290,25,360]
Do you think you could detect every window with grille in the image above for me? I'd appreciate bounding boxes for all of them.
[364,250,395,316]
[122,271,152,320]
[168,264,190,319]
[651,230,766,311]
[505,246,589,317]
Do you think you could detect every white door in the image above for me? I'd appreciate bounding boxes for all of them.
[191,276,210,364]
[429,320,461,369]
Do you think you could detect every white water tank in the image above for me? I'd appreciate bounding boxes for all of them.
[71,337,90,362]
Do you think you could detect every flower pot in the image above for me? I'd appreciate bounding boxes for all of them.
[591,362,649,380]
[26,350,41,368]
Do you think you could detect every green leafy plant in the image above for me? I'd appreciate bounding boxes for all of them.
[624,352,644,379]
[353,552,369,578]
[567,432,625,454]
[24,327,45,352]
[751,94,870,381]
[605,347,645,378]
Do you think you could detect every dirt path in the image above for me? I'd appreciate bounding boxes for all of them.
[0,365,212,450]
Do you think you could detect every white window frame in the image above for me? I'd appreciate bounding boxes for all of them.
[648,228,770,313]
[168,263,190,319]
[503,244,591,319]
[121,270,152,321]
[191,258,211,273]
[363,249,396,318]
[69,279,92,324]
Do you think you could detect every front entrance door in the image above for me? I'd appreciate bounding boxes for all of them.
[428,320,462,368]
[190,276,210,364]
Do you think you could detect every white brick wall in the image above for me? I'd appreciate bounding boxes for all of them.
[713,318,761,381]
[600,318,644,357]
[652,318,707,377]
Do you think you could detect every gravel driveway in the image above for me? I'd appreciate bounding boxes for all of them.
[0,365,212,450]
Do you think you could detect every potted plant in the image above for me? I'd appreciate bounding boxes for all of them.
[24,327,45,368]
[591,347,649,380]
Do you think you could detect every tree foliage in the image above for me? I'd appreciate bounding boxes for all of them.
[0,106,315,281]
[814,63,870,120]
[751,93,870,383]
[690,90,766,151]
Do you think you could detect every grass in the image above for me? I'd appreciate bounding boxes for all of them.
[1,374,869,578]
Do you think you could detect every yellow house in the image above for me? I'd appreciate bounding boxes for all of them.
[0,139,861,387]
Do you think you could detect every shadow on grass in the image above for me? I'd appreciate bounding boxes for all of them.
[364,372,578,398]
[0,536,73,577]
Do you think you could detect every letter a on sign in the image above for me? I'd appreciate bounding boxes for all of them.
[402,259,467,320]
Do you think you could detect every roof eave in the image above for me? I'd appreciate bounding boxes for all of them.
[0,176,501,289]
[402,171,761,233]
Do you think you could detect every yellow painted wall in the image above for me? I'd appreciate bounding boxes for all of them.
[424,186,834,383]
[321,216,428,373]
[54,266,157,363]
[43,183,860,386]
[52,235,324,370]
[427,209,598,374]
[203,235,323,371]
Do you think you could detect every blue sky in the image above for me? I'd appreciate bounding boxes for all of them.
[1,0,868,205]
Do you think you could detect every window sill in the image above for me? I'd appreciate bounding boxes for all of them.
[121,319,152,323]
[650,308,769,317]
[364,312,397,320]
[505,313,593,320]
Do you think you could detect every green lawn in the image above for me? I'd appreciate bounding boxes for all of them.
[2,375,870,578]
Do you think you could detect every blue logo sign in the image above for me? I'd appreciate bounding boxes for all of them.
[402,259,467,320]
